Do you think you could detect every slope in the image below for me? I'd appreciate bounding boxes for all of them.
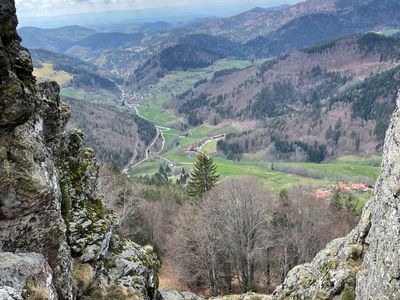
[174,33,400,160]
[129,44,222,89]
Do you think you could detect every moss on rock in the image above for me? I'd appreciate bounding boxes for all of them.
[0,147,6,159]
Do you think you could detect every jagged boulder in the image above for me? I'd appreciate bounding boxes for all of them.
[271,92,400,299]
[0,286,23,300]
[96,239,159,298]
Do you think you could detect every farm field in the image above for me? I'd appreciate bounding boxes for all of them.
[33,63,73,86]
[33,64,116,102]
[133,149,380,194]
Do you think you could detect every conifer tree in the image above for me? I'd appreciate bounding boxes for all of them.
[187,151,220,197]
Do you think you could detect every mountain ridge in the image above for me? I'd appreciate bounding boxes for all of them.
[174,33,400,160]
[18,0,400,82]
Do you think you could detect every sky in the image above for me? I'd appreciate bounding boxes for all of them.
[16,0,301,17]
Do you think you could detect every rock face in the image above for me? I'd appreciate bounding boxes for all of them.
[272,92,400,299]
[0,1,159,299]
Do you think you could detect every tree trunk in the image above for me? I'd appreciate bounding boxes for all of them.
[266,247,271,293]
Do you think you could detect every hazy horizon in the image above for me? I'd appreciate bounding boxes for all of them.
[17,0,303,28]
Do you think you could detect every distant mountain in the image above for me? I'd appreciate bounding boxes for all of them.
[178,34,241,57]
[174,33,400,159]
[187,0,338,42]
[93,21,174,34]
[129,44,221,89]
[240,0,400,58]
[71,32,144,51]
[17,2,297,28]
[18,0,400,84]
[18,25,96,52]
[118,0,400,82]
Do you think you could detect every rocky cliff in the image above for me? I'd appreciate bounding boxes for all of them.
[271,92,400,299]
[0,1,159,299]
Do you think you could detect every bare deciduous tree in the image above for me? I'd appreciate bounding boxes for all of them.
[272,187,356,281]
[171,178,274,295]
[98,165,139,223]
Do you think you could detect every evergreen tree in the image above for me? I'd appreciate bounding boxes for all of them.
[187,151,220,197]
[330,186,342,209]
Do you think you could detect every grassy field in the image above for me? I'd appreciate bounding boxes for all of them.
[181,124,238,148]
[274,155,380,184]
[134,151,380,194]
[138,90,182,127]
[134,125,381,194]
[60,87,115,102]
[201,140,218,153]
[154,59,261,96]
[33,63,73,86]
[133,126,381,193]
[33,63,116,102]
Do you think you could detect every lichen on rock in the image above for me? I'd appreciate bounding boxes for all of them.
[0,252,57,299]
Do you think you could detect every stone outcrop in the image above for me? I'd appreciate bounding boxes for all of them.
[0,0,159,299]
[271,92,400,299]
[160,289,205,300]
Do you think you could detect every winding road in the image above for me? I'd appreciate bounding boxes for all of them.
[120,87,226,173]
[122,102,173,174]
[122,127,161,174]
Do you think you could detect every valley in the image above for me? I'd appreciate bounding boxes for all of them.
[15,0,400,297]
[134,100,379,209]
[31,34,382,210]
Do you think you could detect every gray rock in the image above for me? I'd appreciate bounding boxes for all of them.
[356,92,400,299]
[0,287,23,300]
[160,289,205,300]
[96,239,160,299]
[0,252,56,299]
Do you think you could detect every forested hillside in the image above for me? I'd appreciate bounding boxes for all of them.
[175,33,400,160]
[240,0,400,58]
[65,97,157,166]
[18,25,96,52]
[129,44,221,89]
[178,34,241,57]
